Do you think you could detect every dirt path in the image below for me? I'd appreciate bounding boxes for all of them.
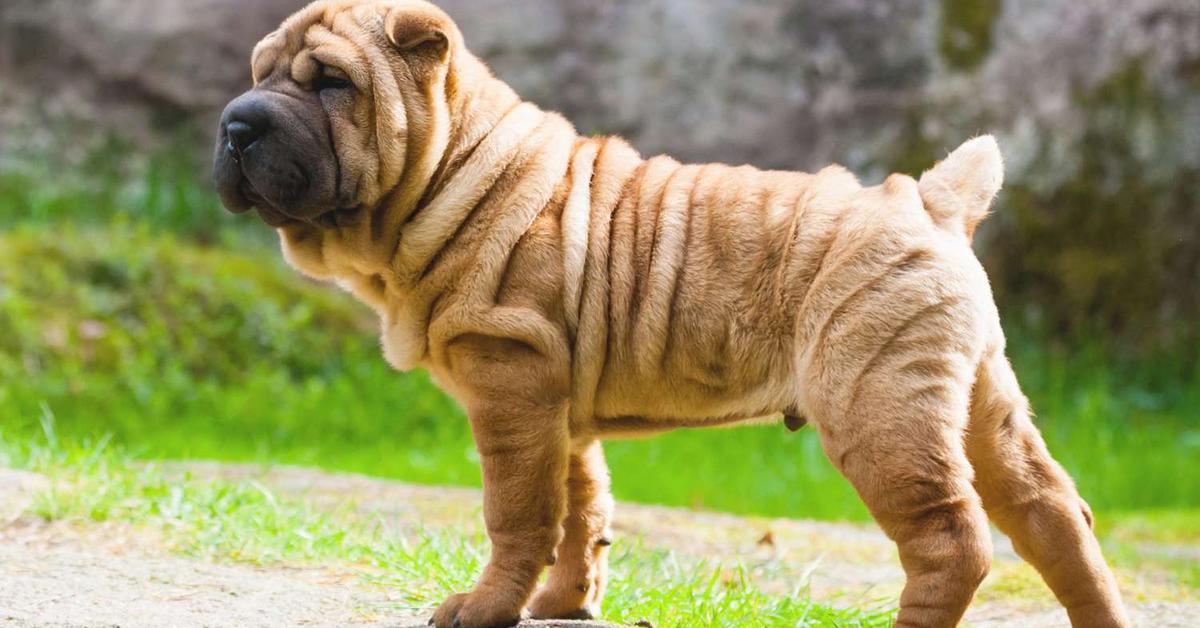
[0,522,408,627]
[2,465,1196,627]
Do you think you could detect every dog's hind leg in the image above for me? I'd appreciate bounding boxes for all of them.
[527,440,615,620]
[812,352,992,627]
[804,277,1001,627]
[966,351,1129,627]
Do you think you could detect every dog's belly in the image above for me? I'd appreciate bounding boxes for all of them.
[592,411,782,439]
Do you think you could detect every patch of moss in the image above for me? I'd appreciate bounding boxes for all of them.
[881,109,942,178]
[939,0,1001,71]
[1184,56,1200,89]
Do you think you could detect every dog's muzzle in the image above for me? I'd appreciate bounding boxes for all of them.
[212,88,340,227]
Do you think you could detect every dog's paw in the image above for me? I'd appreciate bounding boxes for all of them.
[430,591,522,628]
[527,583,599,621]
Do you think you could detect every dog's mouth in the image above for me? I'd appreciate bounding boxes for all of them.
[231,178,291,228]
[230,172,359,230]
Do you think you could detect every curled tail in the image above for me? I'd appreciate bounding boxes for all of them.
[918,135,1004,240]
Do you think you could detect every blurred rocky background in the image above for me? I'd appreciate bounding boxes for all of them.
[2,0,1198,353]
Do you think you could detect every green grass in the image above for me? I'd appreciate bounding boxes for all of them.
[0,434,895,627]
[0,142,265,245]
[0,156,1197,524]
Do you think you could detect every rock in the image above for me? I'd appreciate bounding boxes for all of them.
[0,0,301,165]
[1,0,1196,346]
[0,0,300,110]
[3,0,1194,172]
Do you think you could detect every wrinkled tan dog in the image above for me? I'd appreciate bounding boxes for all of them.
[212,1,1130,626]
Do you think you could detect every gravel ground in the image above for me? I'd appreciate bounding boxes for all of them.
[2,465,1196,627]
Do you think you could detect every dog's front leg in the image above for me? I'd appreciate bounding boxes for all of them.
[528,440,614,620]
[432,336,571,628]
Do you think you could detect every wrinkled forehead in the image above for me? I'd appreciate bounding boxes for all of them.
[250,0,395,85]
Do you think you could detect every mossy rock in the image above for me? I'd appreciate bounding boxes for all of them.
[0,224,375,383]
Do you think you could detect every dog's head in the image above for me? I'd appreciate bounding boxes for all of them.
[212,0,461,228]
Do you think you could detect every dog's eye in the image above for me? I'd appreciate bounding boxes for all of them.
[314,67,353,92]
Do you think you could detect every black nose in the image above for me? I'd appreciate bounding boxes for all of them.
[220,92,272,156]
[226,121,258,154]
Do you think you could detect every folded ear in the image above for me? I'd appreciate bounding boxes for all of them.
[385,2,454,60]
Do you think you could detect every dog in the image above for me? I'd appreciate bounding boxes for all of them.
[212,1,1130,626]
